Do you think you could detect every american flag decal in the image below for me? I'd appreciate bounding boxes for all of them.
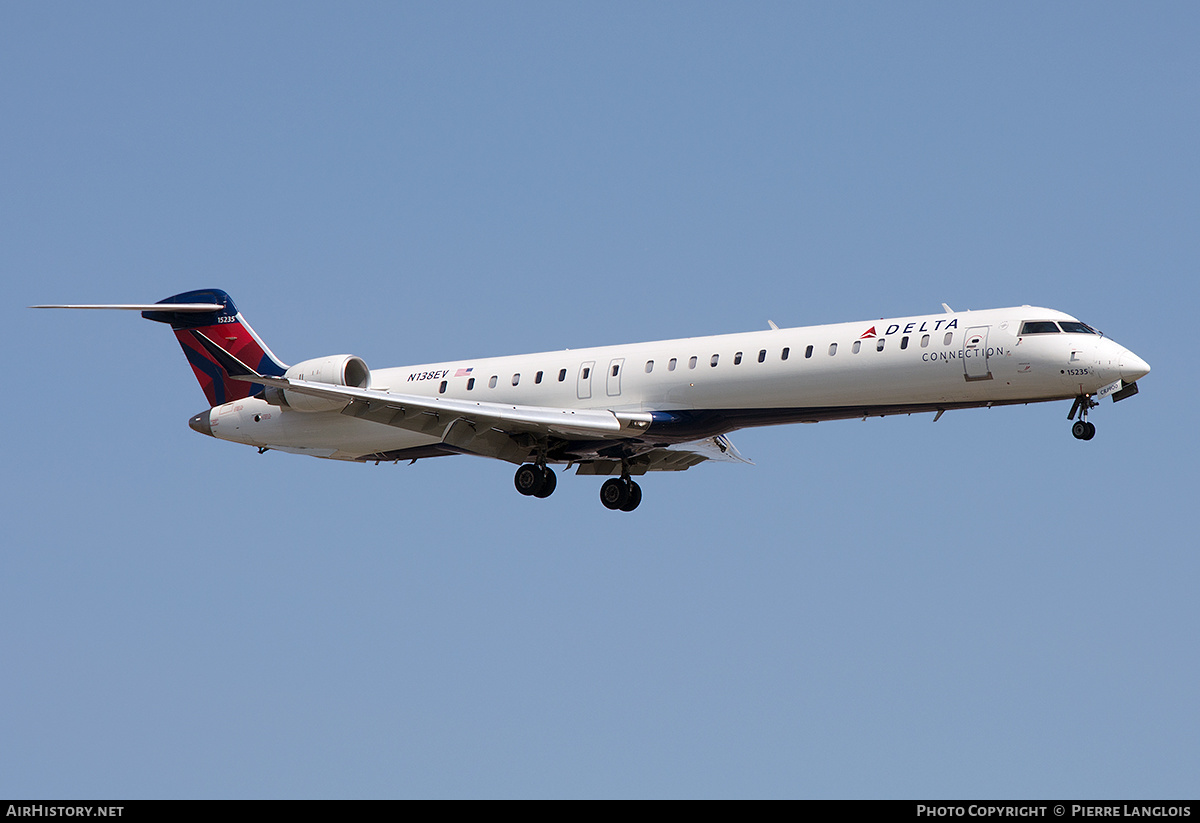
[455,367,473,377]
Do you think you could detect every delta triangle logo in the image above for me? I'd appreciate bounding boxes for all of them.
[859,326,877,339]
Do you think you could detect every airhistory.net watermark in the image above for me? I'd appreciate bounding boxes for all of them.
[6,807,123,817]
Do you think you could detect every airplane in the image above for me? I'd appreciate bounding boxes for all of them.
[34,289,1150,511]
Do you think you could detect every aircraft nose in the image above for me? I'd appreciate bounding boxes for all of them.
[1120,349,1151,382]
[189,410,213,437]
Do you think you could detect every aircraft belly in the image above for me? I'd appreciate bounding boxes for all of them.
[281,411,434,453]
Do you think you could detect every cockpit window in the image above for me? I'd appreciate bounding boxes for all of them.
[1019,321,1060,335]
[1059,321,1097,334]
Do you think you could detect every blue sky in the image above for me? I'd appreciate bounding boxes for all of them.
[2,2,1196,798]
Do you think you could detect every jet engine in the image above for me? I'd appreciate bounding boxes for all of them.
[276,355,371,412]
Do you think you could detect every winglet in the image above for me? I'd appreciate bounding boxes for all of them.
[942,302,954,313]
[676,434,753,465]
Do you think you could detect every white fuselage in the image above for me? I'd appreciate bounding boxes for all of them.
[203,306,1148,461]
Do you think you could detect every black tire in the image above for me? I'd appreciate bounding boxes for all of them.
[514,464,544,496]
[600,478,629,510]
[619,480,642,512]
[1072,421,1088,440]
[1084,421,1096,440]
[533,467,557,498]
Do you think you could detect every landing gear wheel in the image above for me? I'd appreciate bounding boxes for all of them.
[619,480,642,512]
[1070,394,1099,441]
[533,466,557,498]
[600,478,630,510]
[514,463,545,496]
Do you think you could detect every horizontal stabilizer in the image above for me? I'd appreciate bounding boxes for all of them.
[31,303,224,311]
[33,289,285,407]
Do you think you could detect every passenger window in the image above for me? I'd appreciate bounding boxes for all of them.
[805,345,814,359]
[558,369,566,382]
[829,343,838,356]
[645,360,654,373]
[467,377,475,391]
[710,354,719,367]
[489,375,498,388]
[734,352,743,365]
[689,356,697,369]
[512,374,520,386]
[668,358,677,371]
[944,332,953,346]
[758,349,766,363]
[900,336,909,350]
[581,367,590,379]
[877,338,885,352]
[439,380,447,394]
[852,340,861,354]
[921,334,930,347]
[611,364,620,377]
[781,347,790,361]
[535,371,543,384]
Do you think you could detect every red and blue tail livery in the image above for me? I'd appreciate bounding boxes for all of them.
[141,289,288,406]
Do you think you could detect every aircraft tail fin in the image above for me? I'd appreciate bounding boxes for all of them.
[34,289,288,406]
[141,289,288,406]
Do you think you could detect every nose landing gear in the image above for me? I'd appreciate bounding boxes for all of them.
[1071,420,1096,440]
[1068,394,1098,440]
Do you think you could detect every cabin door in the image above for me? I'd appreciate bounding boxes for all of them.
[963,326,992,381]
[606,358,624,397]
[577,361,595,400]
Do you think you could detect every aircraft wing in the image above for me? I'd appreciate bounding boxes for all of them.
[267,373,757,472]
[190,330,754,470]
[262,373,652,438]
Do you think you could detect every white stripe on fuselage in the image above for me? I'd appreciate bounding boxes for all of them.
[208,306,1134,459]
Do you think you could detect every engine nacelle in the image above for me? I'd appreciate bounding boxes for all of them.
[280,355,371,413]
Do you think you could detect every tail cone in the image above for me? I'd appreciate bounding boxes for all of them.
[189,410,213,437]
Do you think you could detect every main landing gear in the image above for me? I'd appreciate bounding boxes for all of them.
[514,463,557,498]
[514,462,643,511]
[600,476,642,512]
[1068,394,1097,441]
